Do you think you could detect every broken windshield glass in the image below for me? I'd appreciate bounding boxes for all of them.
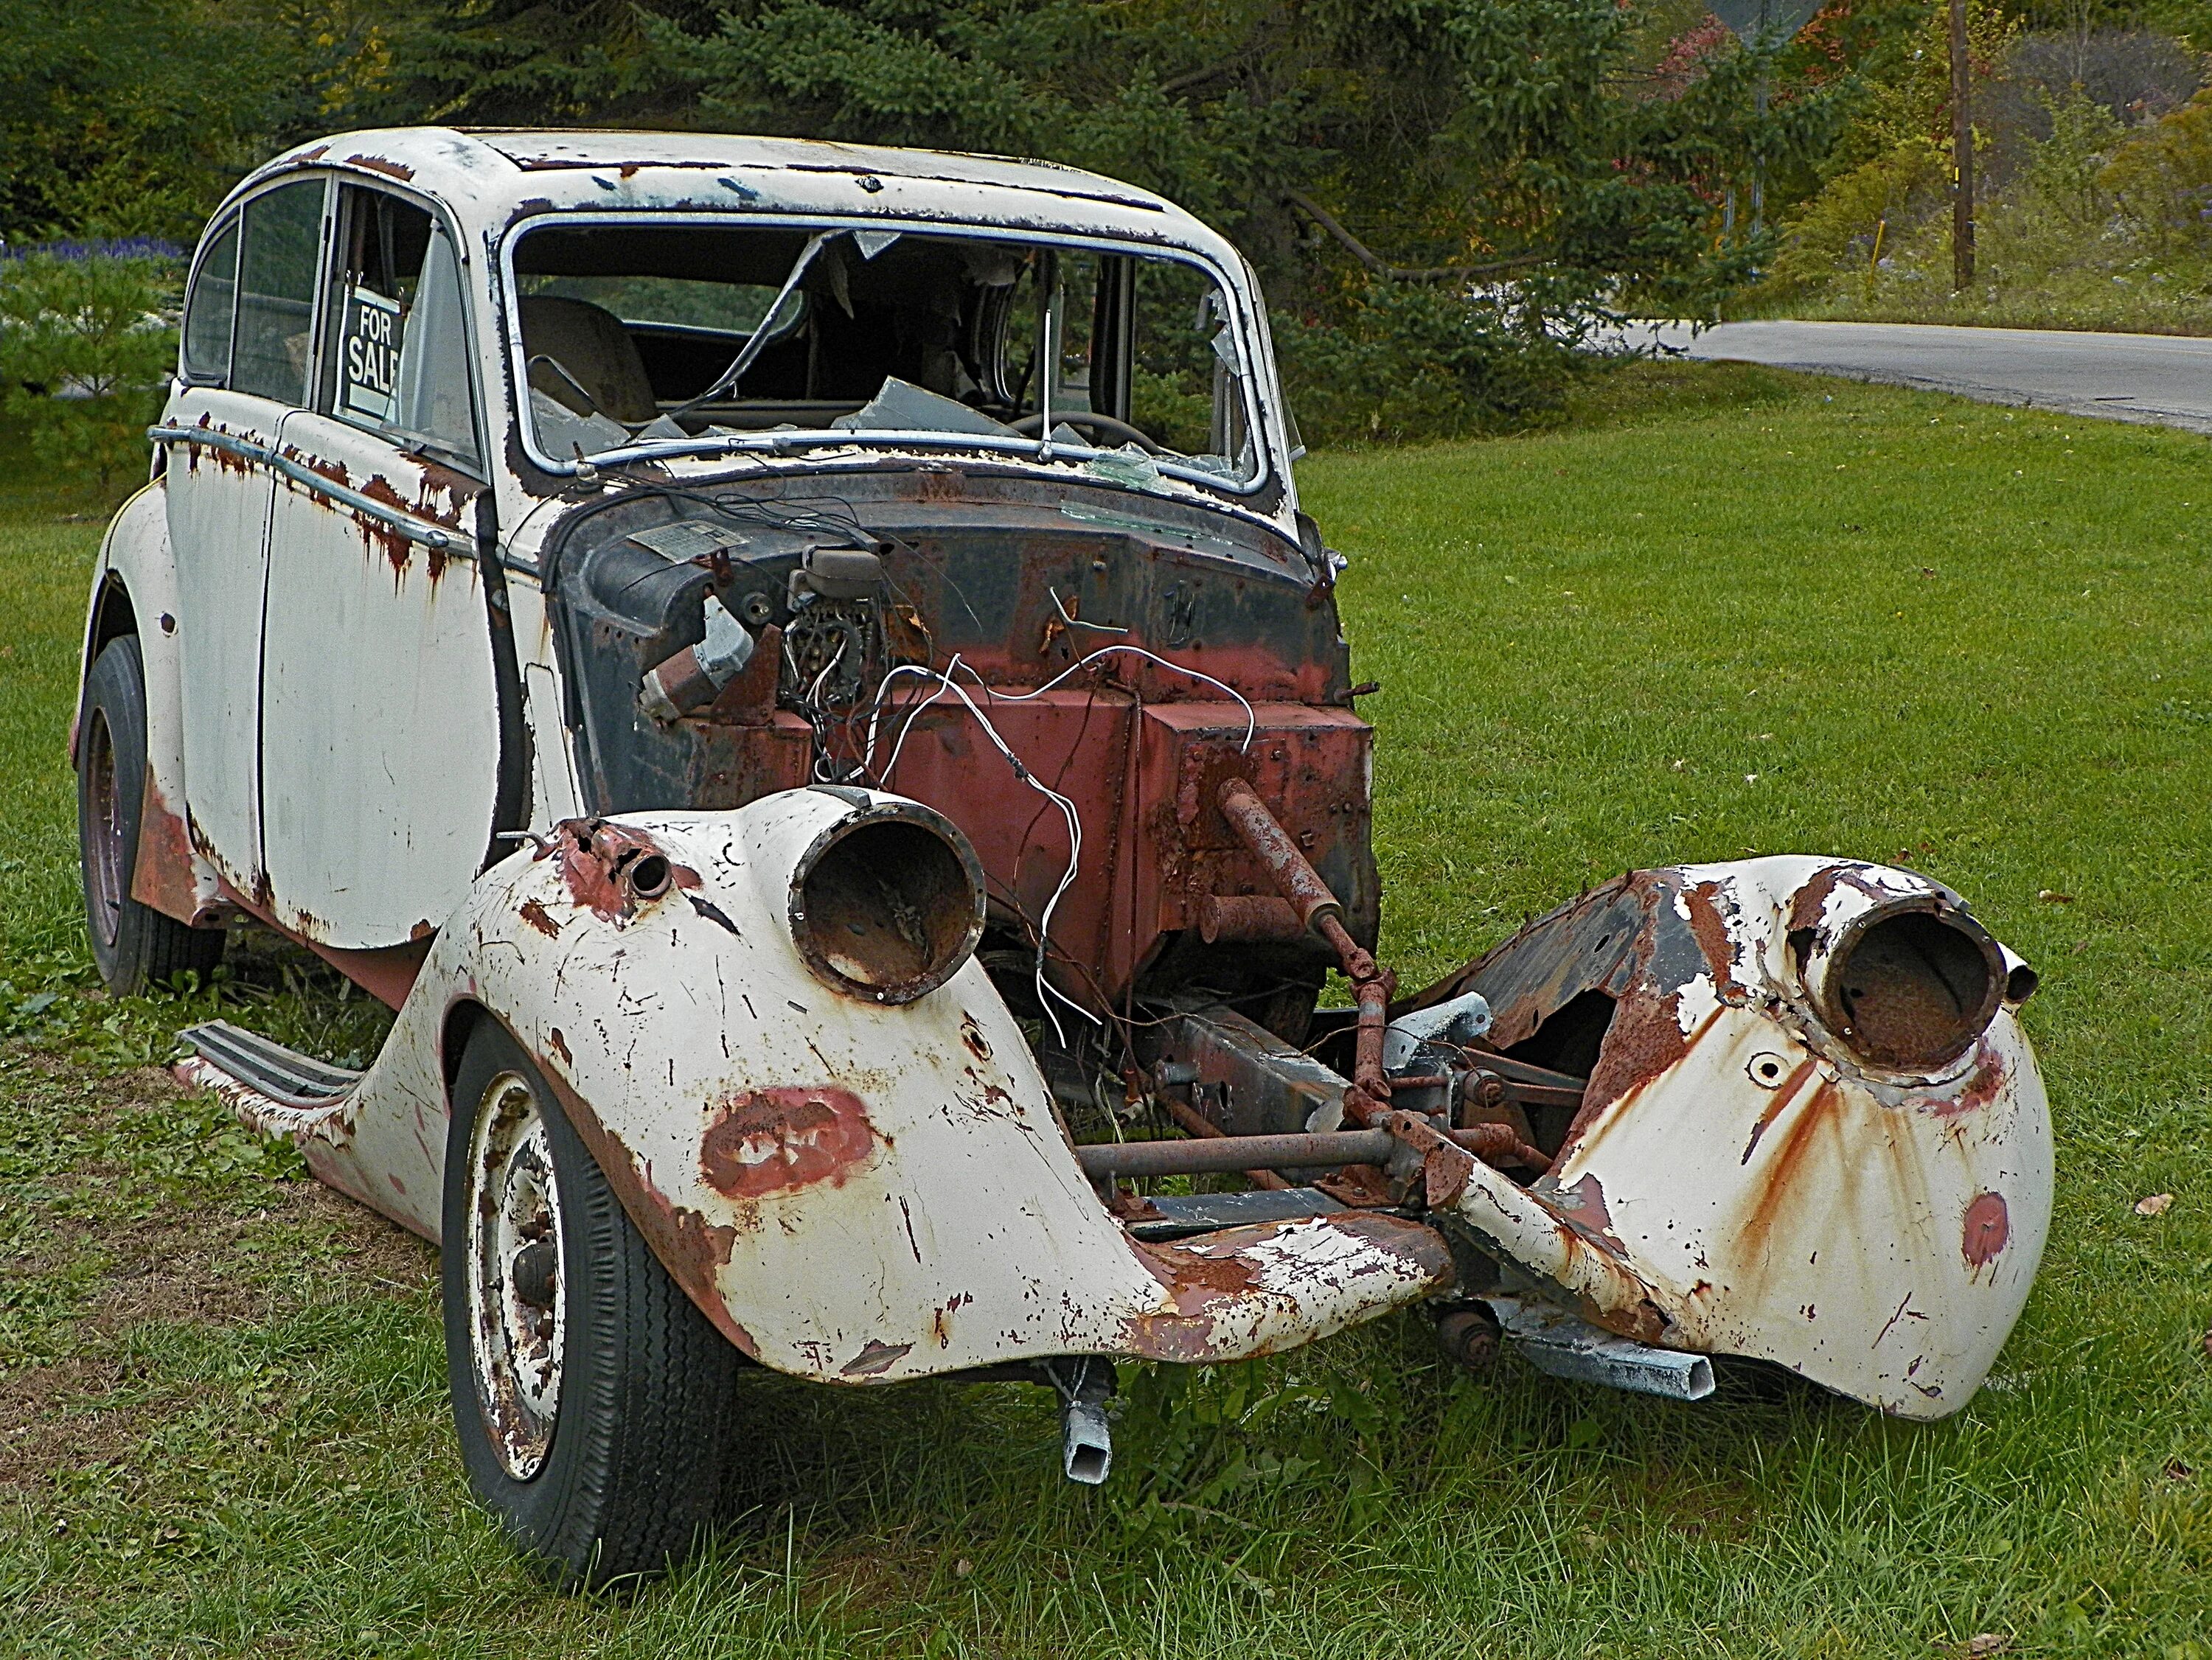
[508,220,1262,489]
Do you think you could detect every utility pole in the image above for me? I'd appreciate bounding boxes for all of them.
[1950,0,1975,290]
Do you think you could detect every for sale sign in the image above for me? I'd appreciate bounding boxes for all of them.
[339,286,403,422]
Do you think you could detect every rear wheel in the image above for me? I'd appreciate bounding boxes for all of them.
[443,1019,749,1587]
[77,636,223,993]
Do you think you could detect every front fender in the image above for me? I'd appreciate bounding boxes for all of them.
[80,481,220,925]
[325,789,1453,1382]
[1416,856,2052,1419]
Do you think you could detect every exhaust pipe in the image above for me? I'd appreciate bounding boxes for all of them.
[1042,1358,1114,1485]
[1486,1295,1716,1402]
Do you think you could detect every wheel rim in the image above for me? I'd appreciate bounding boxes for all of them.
[83,709,125,949]
[465,1069,566,1481]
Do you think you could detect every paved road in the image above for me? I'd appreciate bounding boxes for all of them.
[1639,319,2212,436]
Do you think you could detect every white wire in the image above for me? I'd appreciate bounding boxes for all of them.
[870,660,1096,1046]
[853,644,1254,1047]
[1001,644,1256,753]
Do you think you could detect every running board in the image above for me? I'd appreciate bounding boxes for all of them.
[175,1019,363,1139]
[1122,1186,1346,1241]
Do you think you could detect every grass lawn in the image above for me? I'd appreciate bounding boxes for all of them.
[2,363,2209,1658]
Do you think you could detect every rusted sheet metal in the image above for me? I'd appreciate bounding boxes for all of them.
[131,770,221,925]
[240,793,1449,1381]
[1124,1213,1453,1361]
[1408,856,2050,1418]
[877,697,1374,1010]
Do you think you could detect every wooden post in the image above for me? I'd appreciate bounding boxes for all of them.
[1950,0,1975,290]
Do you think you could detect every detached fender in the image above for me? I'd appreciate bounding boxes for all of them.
[316,789,1454,1382]
[1413,856,2051,1419]
[77,481,218,926]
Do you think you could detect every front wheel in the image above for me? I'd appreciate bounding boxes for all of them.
[77,635,223,994]
[442,1019,750,1586]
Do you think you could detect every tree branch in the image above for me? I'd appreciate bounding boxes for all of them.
[1281,189,1550,281]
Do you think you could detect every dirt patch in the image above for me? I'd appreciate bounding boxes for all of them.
[0,1355,149,1488]
[0,1067,438,1494]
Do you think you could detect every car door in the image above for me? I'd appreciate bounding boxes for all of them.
[162,176,330,900]
[257,181,505,949]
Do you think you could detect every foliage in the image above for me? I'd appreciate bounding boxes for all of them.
[2102,83,2212,248]
[0,0,400,246]
[1747,10,2212,331]
[0,249,181,498]
[633,0,1846,436]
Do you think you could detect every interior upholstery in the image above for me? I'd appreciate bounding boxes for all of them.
[518,295,660,425]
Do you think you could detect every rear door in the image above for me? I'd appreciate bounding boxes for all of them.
[163,177,330,899]
[258,181,505,949]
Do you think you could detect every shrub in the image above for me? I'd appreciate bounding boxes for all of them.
[1273,279,1587,446]
[2102,86,2212,252]
[0,245,181,500]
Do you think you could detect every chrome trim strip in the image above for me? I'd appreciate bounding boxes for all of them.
[147,423,462,551]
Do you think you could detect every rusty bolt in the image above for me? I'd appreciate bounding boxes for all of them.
[1435,1305,1501,1375]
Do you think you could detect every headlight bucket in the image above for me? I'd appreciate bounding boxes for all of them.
[787,800,987,1005]
[1803,896,2007,1073]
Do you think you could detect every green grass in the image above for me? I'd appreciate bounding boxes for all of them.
[4,366,2211,1656]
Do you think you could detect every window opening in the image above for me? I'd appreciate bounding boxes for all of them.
[508,220,1263,492]
[232,180,326,405]
[324,186,480,467]
[182,219,240,383]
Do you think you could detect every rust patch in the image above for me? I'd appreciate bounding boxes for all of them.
[546,1027,572,1067]
[518,898,561,938]
[129,772,204,923]
[358,475,431,579]
[1742,1056,1820,1162]
[1568,989,1701,1142]
[1683,881,1748,1001]
[699,1087,875,1199]
[1123,1212,1454,1361]
[960,1014,992,1061]
[1962,1191,2010,1267]
[540,817,700,919]
[1736,1079,1843,1251]
[1787,864,1848,938]
[346,152,416,182]
[1928,1043,2007,1117]
[535,1059,757,1356]
[1549,1170,1632,1260]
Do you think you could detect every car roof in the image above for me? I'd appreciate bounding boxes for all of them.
[234,128,1240,264]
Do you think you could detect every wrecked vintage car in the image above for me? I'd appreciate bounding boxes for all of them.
[74,128,2052,1583]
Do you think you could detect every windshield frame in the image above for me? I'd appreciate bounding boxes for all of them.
[496,210,1281,502]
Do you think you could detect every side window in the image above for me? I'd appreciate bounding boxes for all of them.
[181,218,240,383]
[324,186,480,469]
[232,180,328,405]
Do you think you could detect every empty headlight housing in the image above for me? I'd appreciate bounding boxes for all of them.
[787,801,987,1004]
[1804,897,2008,1072]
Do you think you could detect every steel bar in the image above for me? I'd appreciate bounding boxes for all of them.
[1075,1123,1537,1180]
[1160,1095,1293,1190]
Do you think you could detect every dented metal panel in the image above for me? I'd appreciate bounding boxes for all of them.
[1418,857,2051,1417]
[237,795,1450,1378]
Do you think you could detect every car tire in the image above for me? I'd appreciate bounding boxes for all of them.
[77,635,224,994]
[442,1018,749,1587]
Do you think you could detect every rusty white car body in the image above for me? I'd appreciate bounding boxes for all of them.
[72,127,2051,1584]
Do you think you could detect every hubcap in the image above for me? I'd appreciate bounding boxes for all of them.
[465,1070,565,1480]
[84,711,125,949]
